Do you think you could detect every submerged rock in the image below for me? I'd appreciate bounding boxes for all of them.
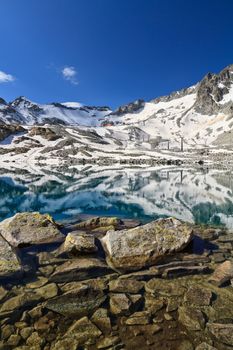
[0,234,22,279]
[101,217,193,272]
[0,212,64,247]
[45,284,106,317]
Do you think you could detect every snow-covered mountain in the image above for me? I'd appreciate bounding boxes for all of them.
[0,97,111,126]
[1,64,233,149]
[103,64,233,148]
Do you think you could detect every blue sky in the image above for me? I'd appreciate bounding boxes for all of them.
[0,0,233,108]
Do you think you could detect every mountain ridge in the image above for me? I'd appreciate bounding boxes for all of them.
[0,64,233,149]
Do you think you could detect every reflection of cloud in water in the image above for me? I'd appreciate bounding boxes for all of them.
[0,167,233,227]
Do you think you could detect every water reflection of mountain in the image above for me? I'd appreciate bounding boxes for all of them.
[0,167,233,228]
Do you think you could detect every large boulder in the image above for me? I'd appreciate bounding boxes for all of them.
[0,235,22,279]
[0,212,64,247]
[101,217,193,272]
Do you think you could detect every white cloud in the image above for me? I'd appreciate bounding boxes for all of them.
[0,70,15,83]
[62,66,78,85]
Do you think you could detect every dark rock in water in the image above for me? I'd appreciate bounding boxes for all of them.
[207,323,233,346]
[101,217,193,272]
[0,234,22,279]
[209,260,233,286]
[0,212,64,247]
[45,285,106,317]
[50,258,113,283]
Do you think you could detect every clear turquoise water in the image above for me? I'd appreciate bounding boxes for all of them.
[1,167,233,228]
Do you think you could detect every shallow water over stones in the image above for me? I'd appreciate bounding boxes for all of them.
[0,214,233,349]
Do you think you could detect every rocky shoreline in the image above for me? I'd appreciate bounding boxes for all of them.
[0,213,233,349]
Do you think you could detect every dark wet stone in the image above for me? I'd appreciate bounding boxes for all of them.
[45,284,106,317]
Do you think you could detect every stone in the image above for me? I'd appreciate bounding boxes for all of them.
[26,277,48,289]
[162,265,209,278]
[207,323,233,346]
[39,265,54,277]
[7,334,21,347]
[35,283,58,299]
[0,234,22,278]
[200,228,221,241]
[91,308,111,334]
[177,340,194,350]
[166,299,178,312]
[145,278,186,297]
[34,315,55,331]
[195,343,217,350]
[0,287,8,302]
[65,316,102,345]
[56,231,97,256]
[97,336,120,349]
[109,279,144,294]
[45,284,106,317]
[1,324,15,339]
[164,312,173,321]
[110,293,132,315]
[75,217,123,231]
[145,296,165,314]
[0,212,64,247]
[184,286,212,306]
[0,293,41,313]
[211,253,226,263]
[26,332,45,347]
[15,321,27,329]
[101,217,193,272]
[125,311,151,325]
[50,258,112,283]
[20,327,34,340]
[28,305,43,319]
[209,260,233,286]
[51,338,79,350]
[178,306,206,330]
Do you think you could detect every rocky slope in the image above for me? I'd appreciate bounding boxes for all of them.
[0,65,233,150]
[0,97,111,126]
[0,65,233,171]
